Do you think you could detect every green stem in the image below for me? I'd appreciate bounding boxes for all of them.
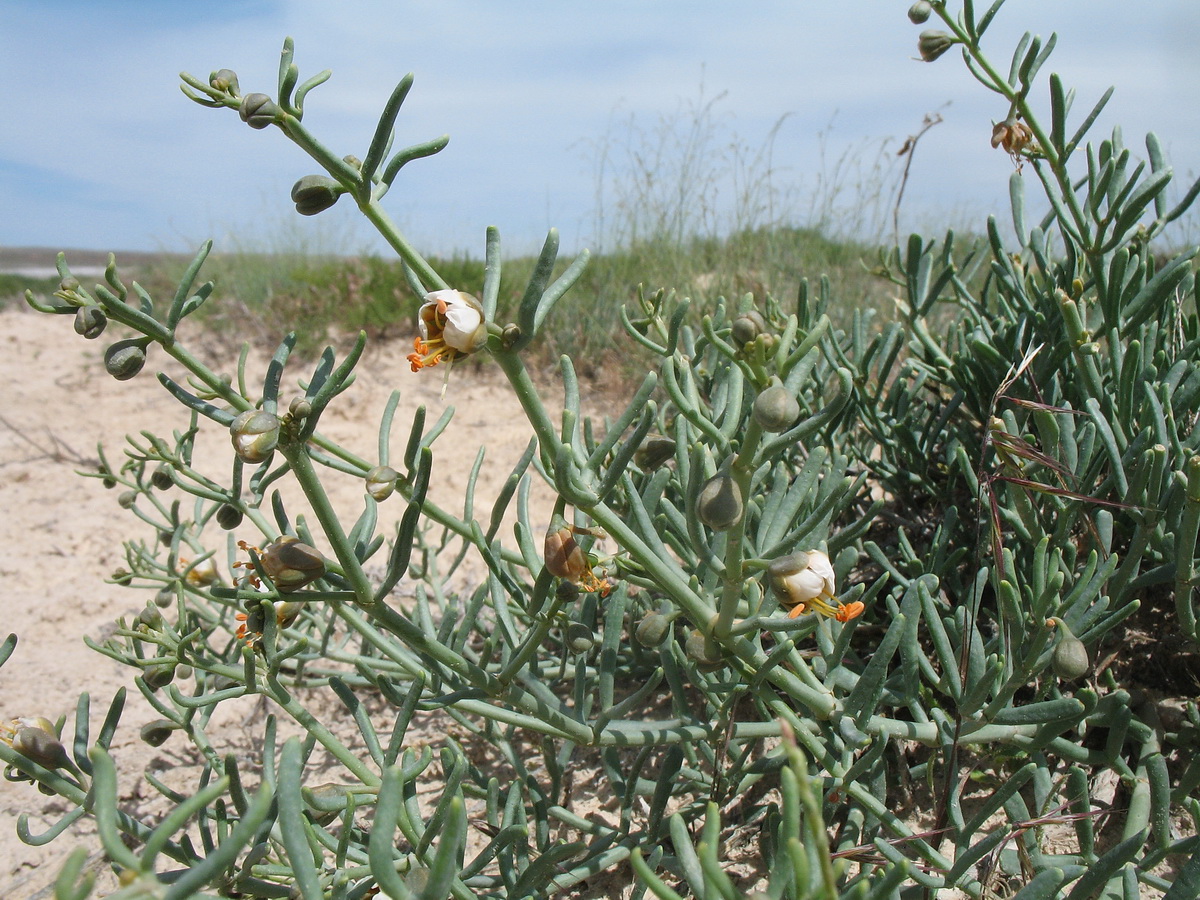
[715,418,764,638]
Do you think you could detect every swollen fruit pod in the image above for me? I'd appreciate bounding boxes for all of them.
[239,93,280,129]
[698,473,743,530]
[291,175,343,216]
[753,381,800,432]
[104,338,148,381]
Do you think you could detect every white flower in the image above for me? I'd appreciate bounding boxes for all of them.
[407,289,487,372]
[767,550,862,622]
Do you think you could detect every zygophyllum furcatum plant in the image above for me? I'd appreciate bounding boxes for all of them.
[6,2,1200,897]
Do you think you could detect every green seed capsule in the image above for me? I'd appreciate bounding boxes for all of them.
[685,628,724,671]
[239,93,280,129]
[104,339,147,381]
[697,473,743,530]
[753,382,800,432]
[215,504,244,530]
[634,435,676,471]
[154,586,175,608]
[918,29,957,62]
[143,663,177,691]
[635,612,671,647]
[150,465,174,490]
[260,536,326,592]
[291,175,343,216]
[1051,619,1090,679]
[117,491,137,509]
[566,623,596,653]
[731,310,767,346]
[907,1,932,23]
[74,305,107,339]
[140,720,176,747]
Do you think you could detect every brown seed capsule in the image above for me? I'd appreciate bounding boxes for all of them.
[260,536,326,592]
[545,526,585,580]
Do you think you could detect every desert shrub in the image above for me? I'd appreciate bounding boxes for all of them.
[6,4,1200,899]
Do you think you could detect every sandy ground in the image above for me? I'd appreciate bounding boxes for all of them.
[0,304,566,896]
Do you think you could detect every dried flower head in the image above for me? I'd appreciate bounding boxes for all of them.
[991,116,1035,163]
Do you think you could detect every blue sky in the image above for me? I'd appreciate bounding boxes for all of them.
[2,1,1198,259]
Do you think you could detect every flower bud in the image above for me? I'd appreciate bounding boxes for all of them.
[556,580,581,603]
[104,339,148,381]
[154,586,175,608]
[753,382,800,432]
[1050,618,1090,680]
[635,612,671,648]
[111,568,133,586]
[731,310,767,347]
[209,68,240,96]
[907,1,932,23]
[365,465,398,502]
[918,30,957,62]
[288,396,312,419]
[260,536,326,592]
[143,662,177,691]
[151,465,174,490]
[118,490,137,509]
[74,305,107,339]
[566,623,596,653]
[501,323,522,349]
[634,435,676,471]
[230,410,281,463]
[216,504,244,530]
[291,175,343,216]
[342,154,362,170]
[697,473,743,531]
[239,93,280,129]
[140,719,176,747]
[3,717,70,770]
